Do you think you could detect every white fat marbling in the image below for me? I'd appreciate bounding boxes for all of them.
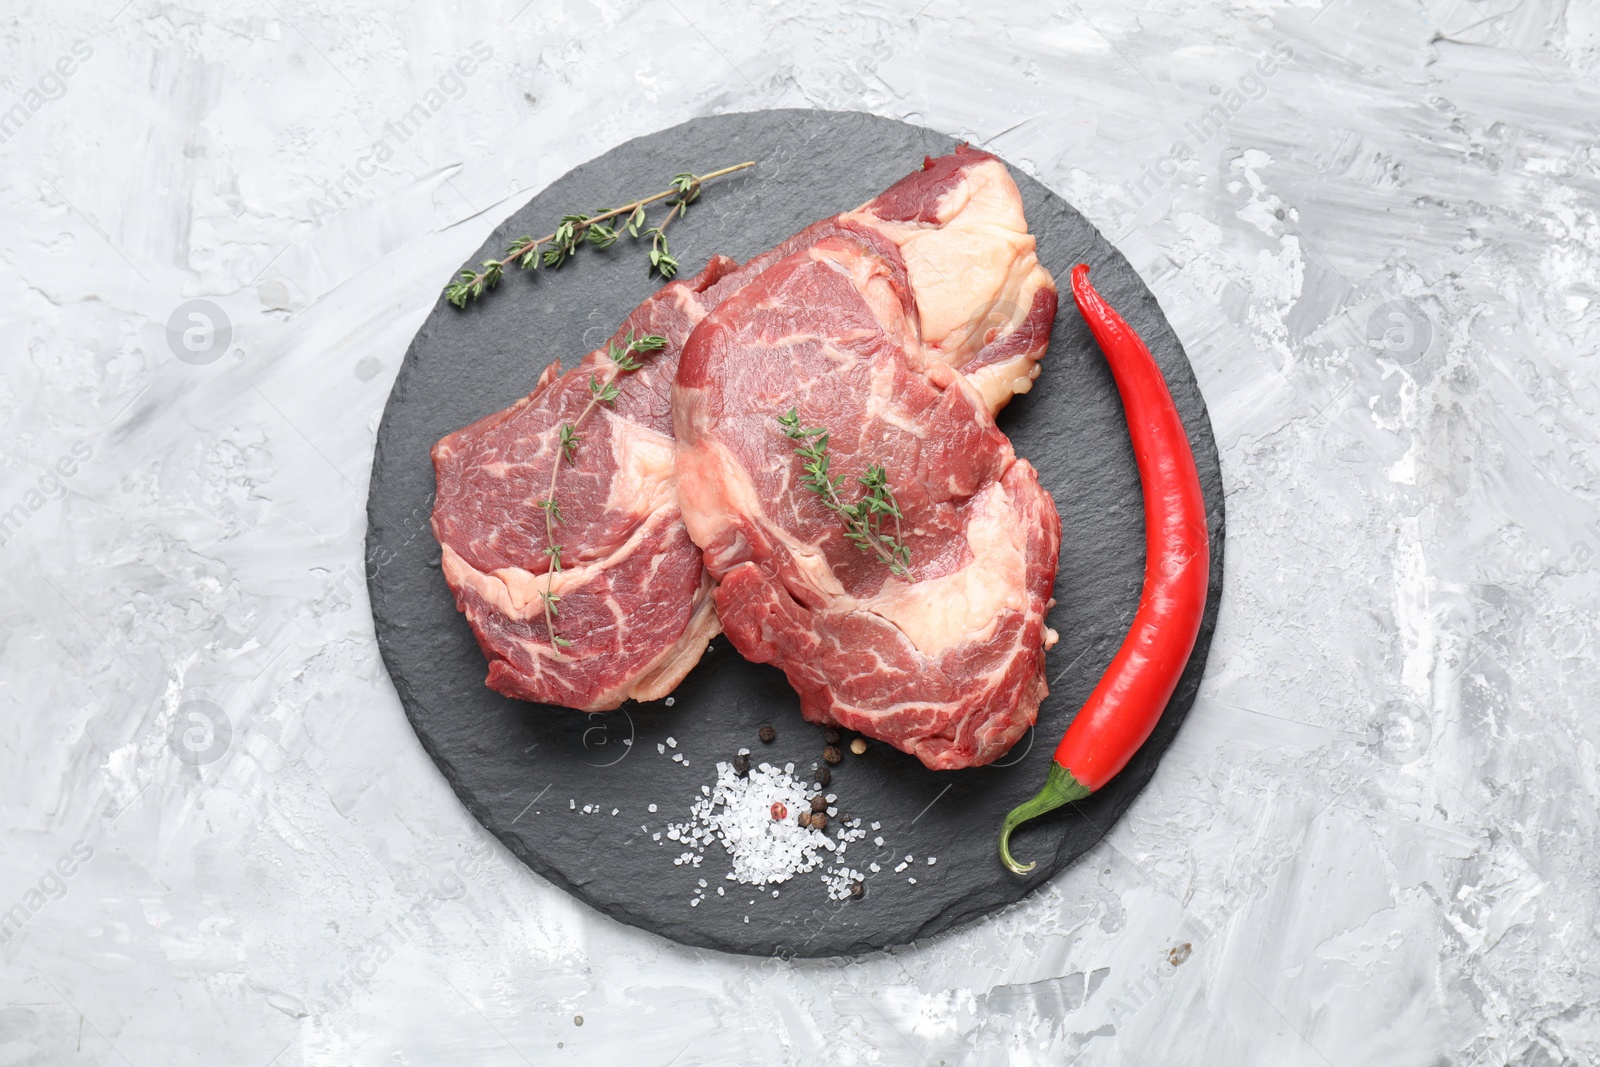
[2,1,1599,1064]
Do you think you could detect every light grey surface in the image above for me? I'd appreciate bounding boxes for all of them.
[2,1,1597,1064]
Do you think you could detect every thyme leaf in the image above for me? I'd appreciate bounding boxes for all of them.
[445,161,754,307]
[777,408,912,577]
[535,331,667,649]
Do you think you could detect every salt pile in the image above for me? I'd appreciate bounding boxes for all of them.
[664,759,867,901]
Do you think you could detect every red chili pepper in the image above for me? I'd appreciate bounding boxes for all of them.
[999,264,1210,875]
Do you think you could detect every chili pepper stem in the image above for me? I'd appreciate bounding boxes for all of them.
[997,762,1093,875]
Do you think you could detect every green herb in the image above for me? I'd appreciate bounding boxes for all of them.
[445,162,755,307]
[538,331,668,649]
[776,408,912,577]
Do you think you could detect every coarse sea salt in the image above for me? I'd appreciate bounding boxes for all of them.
[822,866,866,900]
[664,759,866,899]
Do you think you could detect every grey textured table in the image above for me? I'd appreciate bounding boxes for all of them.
[3,2,1597,1064]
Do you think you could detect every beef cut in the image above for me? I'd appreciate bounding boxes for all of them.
[673,148,1062,769]
[431,257,741,711]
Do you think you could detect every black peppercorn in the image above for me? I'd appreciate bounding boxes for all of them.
[732,752,750,777]
[815,766,831,787]
[797,811,812,828]
[811,813,828,832]
[823,727,841,745]
[809,795,827,813]
[823,745,843,765]
[849,880,864,899]
[759,725,776,743]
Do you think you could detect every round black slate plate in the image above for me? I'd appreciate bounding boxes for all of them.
[366,109,1225,958]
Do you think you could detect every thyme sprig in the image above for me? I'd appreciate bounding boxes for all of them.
[446,162,755,307]
[777,408,912,577]
[538,331,668,648]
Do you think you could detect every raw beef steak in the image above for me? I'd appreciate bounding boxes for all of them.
[673,149,1062,769]
[431,257,740,711]
[696,146,1056,418]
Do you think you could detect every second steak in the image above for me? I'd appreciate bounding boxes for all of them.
[673,148,1062,770]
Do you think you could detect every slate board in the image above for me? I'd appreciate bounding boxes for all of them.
[366,109,1226,958]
